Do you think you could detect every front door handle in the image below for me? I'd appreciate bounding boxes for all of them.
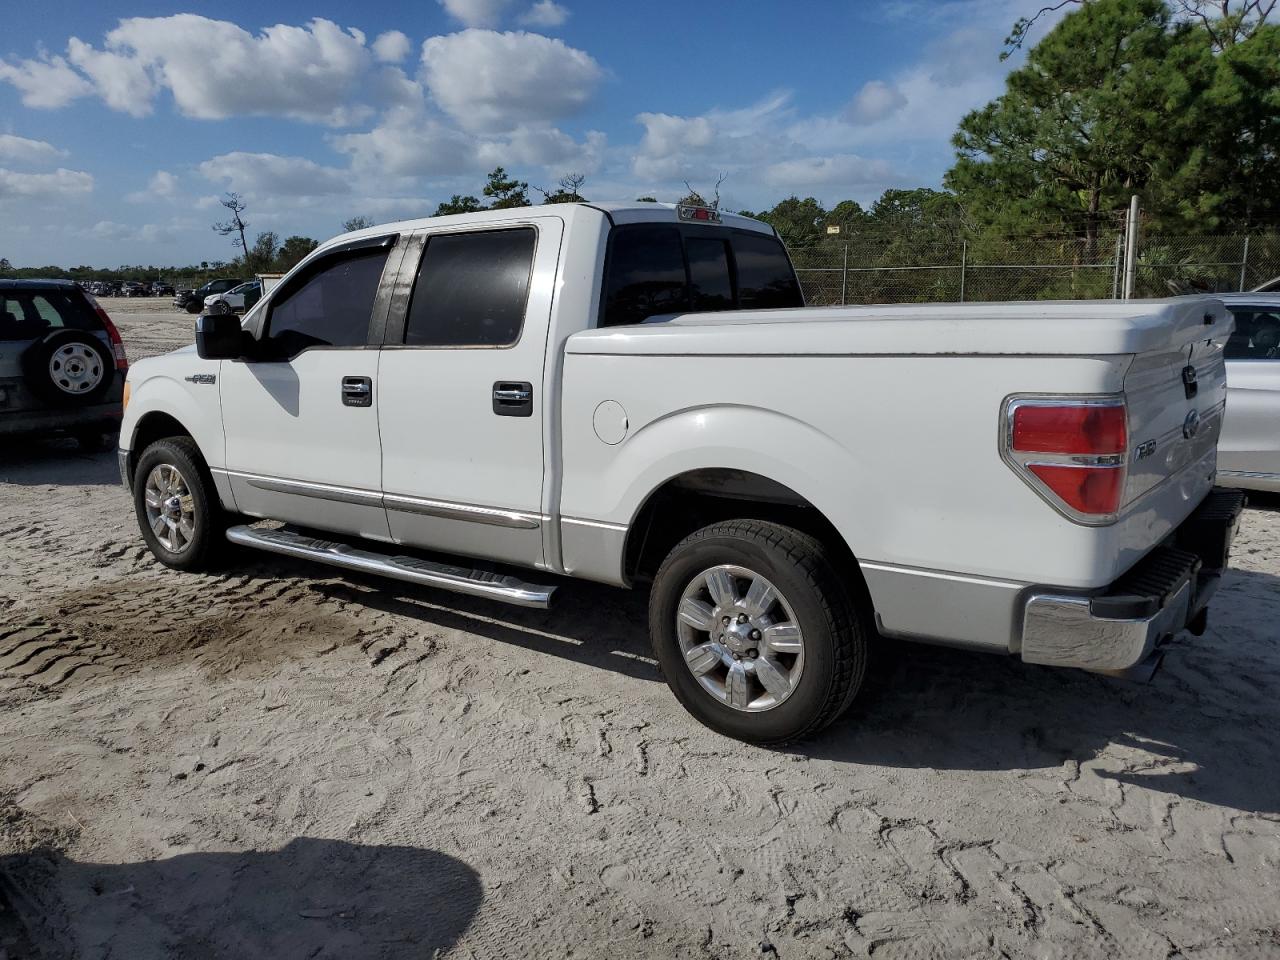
[342,376,372,408]
[493,381,533,417]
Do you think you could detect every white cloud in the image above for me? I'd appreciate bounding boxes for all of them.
[7,17,382,126]
[0,54,93,109]
[437,0,514,28]
[0,135,67,164]
[372,30,412,63]
[420,30,602,133]
[199,152,351,197]
[845,81,908,126]
[125,170,180,203]
[519,1,569,27]
[331,109,480,178]
[631,93,793,182]
[66,37,156,116]
[0,167,94,200]
[479,125,605,171]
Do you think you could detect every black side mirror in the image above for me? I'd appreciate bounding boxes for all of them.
[195,313,251,360]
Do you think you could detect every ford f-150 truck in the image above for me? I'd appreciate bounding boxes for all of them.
[118,202,1243,742]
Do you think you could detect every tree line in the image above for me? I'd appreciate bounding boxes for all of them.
[5,0,1274,279]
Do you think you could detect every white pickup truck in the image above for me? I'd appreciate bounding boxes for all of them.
[118,202,1243,742]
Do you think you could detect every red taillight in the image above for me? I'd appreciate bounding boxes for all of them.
[1004,399,1128,520]
[1011,404,1126,455]
[1026,463,1125,515]
[88,295,128,371]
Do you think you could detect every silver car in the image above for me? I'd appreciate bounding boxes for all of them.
[1219,293,1280,493]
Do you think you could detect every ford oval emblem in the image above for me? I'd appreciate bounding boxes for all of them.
[1182,409,1201,439]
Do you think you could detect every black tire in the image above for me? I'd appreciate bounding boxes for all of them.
[185,300,203,314]
[649,520,870,744]
[132,436,224,571]
[20,329,115,407]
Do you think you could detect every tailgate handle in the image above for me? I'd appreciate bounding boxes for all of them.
[1181,365,1198,399]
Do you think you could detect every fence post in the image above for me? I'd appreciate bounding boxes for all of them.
[1111,232,1124,300]
[841,243,849,306]
[1122,194,1140,300]
[1239,235,1250,291]
[958,241,967,303]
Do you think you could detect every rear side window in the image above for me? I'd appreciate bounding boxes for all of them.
[599,224,802,326]
[1225,308,1280,360]
[404,228,536,347]
[264,248,389,357]
[0,290,100,341]
[731,233,803,309]
[601,226,687,327]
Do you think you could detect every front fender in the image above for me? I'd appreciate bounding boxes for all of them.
[120,354,227,489]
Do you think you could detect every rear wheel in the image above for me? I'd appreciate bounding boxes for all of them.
[133,437,224,571]
[649,519,869,744]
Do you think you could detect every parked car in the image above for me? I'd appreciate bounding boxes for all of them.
[120,281,150,298]
[1217,293,1280,492]
[118,204,1242,742]
[204,280,262,316]
[1,279,128,450]
[151,281,175,297]
[175,278,246,314]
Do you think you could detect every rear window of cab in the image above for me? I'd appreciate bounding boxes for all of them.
[0,289,101,342]
[600,224,802,327]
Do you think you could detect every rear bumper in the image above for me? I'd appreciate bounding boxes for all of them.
[1021,488,1245,678]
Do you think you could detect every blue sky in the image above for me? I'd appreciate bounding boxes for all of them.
[0,0,1058,267]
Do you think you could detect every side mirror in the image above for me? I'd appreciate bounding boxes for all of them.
[195,313,250,360]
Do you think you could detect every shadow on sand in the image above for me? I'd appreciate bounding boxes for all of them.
[1,837,481,960]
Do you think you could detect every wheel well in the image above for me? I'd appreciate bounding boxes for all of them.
[127,412,193,478]
[624,469,859,584]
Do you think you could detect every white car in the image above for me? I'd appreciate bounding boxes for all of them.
[204,280,261,316]
[117,203,1242,742]
[1218,293,1280,492]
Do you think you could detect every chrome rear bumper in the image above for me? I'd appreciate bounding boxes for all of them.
[1020,488,1245,680]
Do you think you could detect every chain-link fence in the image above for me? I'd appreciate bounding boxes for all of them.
[790,231,1280,306]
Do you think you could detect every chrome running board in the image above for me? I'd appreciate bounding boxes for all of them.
[226,525,556,609]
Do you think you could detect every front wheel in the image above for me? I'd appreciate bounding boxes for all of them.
[132,437,224,571]
[649,520,870,744]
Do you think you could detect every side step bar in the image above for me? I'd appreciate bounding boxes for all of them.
[226,525,556,609]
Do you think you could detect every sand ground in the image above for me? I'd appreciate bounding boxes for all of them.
[0,299,1277,959]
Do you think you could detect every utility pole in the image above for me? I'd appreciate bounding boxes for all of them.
[1239,235,1251,291]
[1122,194,1140,301]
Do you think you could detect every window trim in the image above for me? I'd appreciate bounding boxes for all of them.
[253,235,399,360]
[383,224,540,351]
[596,223,801,328]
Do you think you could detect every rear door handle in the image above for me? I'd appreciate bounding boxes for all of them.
[493,381,533,417]
[342,376,372,408]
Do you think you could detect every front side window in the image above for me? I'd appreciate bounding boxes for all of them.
[1225,308,1280,360]
[263,248,389,357]
[404,228,536,347]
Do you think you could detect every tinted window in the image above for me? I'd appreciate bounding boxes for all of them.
[686,237,734,311]
[1225,307,1280,360]
[602,225,687,326]
[405,229,535,347]
[264,249,388,357]
[0,291,99,341]
[731,233,802,309]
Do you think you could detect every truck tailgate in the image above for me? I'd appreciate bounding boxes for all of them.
[1111,298,1232,577]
